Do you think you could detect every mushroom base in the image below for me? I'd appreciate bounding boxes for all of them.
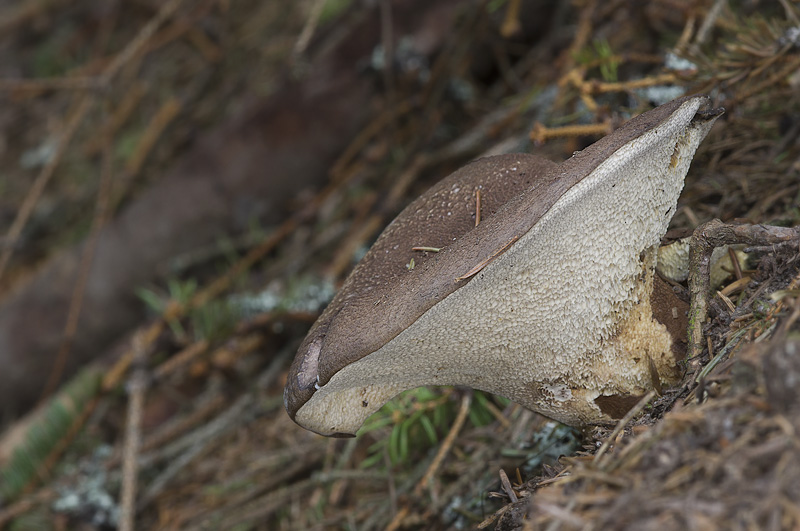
[294,248,684,435]
[289,95,720,436]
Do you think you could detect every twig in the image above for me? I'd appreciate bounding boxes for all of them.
[19,392,102,497]
[455,236,518,281]
[0,77,103,92]
[102,321,164,392]
[138,393,254,508]
[584,73,677,95]
[123,97,182,176]
[107,393,225,468]
[0,0,66,34]
[292,0,327,60]
[412,246,441,253]
[103,174,341,392]
[379,0,397,139]
[694,327,749,384]
[736,54,800,104]
[153,339,210,380]
[594,390,656,468]
[563,0,596,72]
[384,503,411,531]
[728,246,743,280]
[39,127,116,402]
[542,497,582,531]
[778,0,800,25]
[329,99,416,180]
[119,332,149,531]
[413,391,472,496]
[687,219,800,360]
[481,395,511,428]
[0,0,183,94]
[716,290,736,312]
[0,488,56,528]
[694,0,727,46]
[500,0,522,37]
[191,216,302,309]
[1,1,187,394]
[325,208,383,280]
[530,121,611,144]
[499,468,518,502]
[82,83,147,156]
[0,96,91,282]
[101,0,184,84]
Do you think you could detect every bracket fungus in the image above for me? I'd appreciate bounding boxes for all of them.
[285,95,723,437]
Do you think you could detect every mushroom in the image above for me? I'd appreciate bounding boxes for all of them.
[284,95,723,437]
[657,239,750,288]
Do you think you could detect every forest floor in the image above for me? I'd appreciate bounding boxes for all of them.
[0,1,799,529]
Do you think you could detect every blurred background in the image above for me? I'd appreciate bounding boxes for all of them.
[0,0,799,529]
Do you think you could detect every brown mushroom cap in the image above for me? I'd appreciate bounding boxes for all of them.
[285,95,723,436]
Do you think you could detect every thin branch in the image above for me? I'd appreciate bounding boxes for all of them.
[594,390,656,468]
[687,219,800,360]
[0,97,91,282]
[119,333,149,531]
[413,391,473,496]
[39,127,116,402]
